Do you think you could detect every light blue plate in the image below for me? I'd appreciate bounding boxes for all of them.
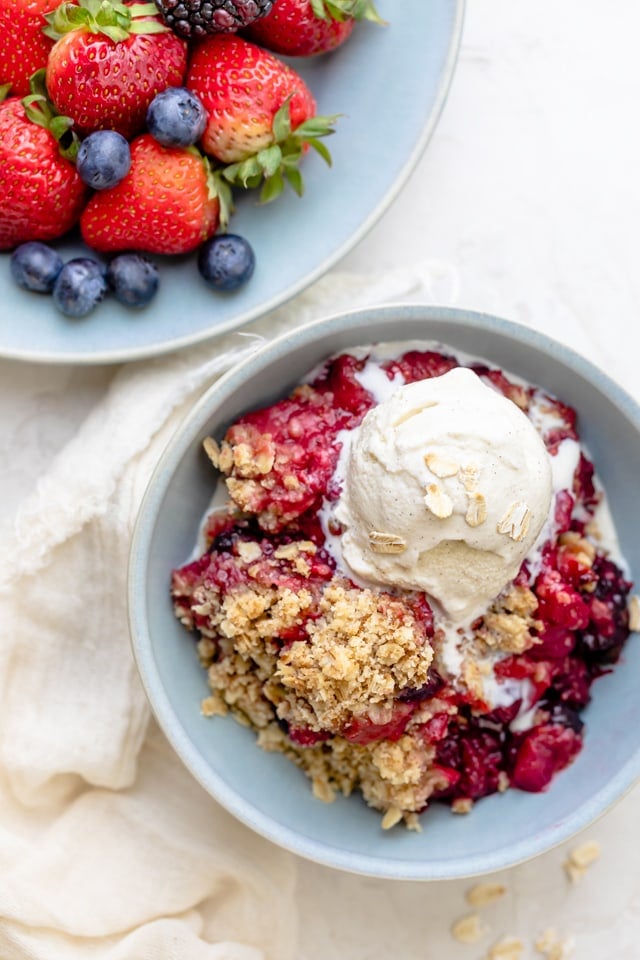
[129,305,640,880]
[0,0,464,364]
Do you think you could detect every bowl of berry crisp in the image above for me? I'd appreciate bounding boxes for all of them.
[129,304,640,880]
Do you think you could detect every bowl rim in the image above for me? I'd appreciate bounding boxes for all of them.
[128,303,640,880]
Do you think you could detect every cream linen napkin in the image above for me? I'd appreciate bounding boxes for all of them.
[0,261,457,960]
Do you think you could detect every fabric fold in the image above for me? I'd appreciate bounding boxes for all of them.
[0,263,457,960]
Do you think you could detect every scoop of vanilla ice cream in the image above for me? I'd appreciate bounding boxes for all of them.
[334,366,553,623]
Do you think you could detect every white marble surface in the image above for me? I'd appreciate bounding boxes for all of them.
[2,1,640,956]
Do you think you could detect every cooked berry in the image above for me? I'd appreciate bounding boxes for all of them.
[76,131,131,190]
[52,257,107,318]
[509,724,582,792]
[155,0,274,38]
[383,350,458,384]
[544,703,585,734]
[146,87,207,147]
[342,703,416,745]
[197,234,255,291]
[9,241,63,293]
[106,254,159,308]
[398,669,445,703]
[435,726,505,800]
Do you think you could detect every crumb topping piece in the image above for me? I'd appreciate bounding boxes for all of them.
[203,436,220,467]
[477,584,539,655]
[277,582,434,731]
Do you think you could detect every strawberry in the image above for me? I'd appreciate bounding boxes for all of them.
[0,79,87,251]
[0,0,63,97]
[44,0,188,138]
[245,0,383,57]
[80,134,222,255]
[187,33,338,202]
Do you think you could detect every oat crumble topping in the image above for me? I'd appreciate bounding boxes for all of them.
[277,582,434,731]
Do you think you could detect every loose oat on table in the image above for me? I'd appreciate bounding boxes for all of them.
[563,839,601,882]
[451,912,487,944]
[629,594,640,632]
[535,928,575,960]
[466,881,507,908]
[486,937,524,960]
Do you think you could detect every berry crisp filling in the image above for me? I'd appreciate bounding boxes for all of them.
[171,346,635,829]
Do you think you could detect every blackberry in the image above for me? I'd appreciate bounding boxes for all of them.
[155,0,275,38]
[398,669,445,703]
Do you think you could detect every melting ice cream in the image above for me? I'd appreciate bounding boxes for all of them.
[334,366,553,622]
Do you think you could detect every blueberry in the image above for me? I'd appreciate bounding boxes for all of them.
[76,131,131,190]
[197,234,255,291]
[10,241,63,293]
[52,258,107,318]
[146,87,208,147]
[106,253,160,308]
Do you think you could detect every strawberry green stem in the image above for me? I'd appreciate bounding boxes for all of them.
[185,148,234,231]
[221,99,339,205]
[44,0,167,42]
[310,0,385,25]
[21,70,79,160]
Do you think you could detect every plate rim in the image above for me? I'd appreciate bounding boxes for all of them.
[1,0,466,366]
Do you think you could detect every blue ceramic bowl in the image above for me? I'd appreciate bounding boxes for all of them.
[128,305,640,880]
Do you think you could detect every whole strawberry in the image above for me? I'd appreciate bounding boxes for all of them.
[0,86,87,251]
[45,0,188,138]
[80,134,221,255]
[246,0,383,57]
[0,0,63,97]
[187,34,337,202]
